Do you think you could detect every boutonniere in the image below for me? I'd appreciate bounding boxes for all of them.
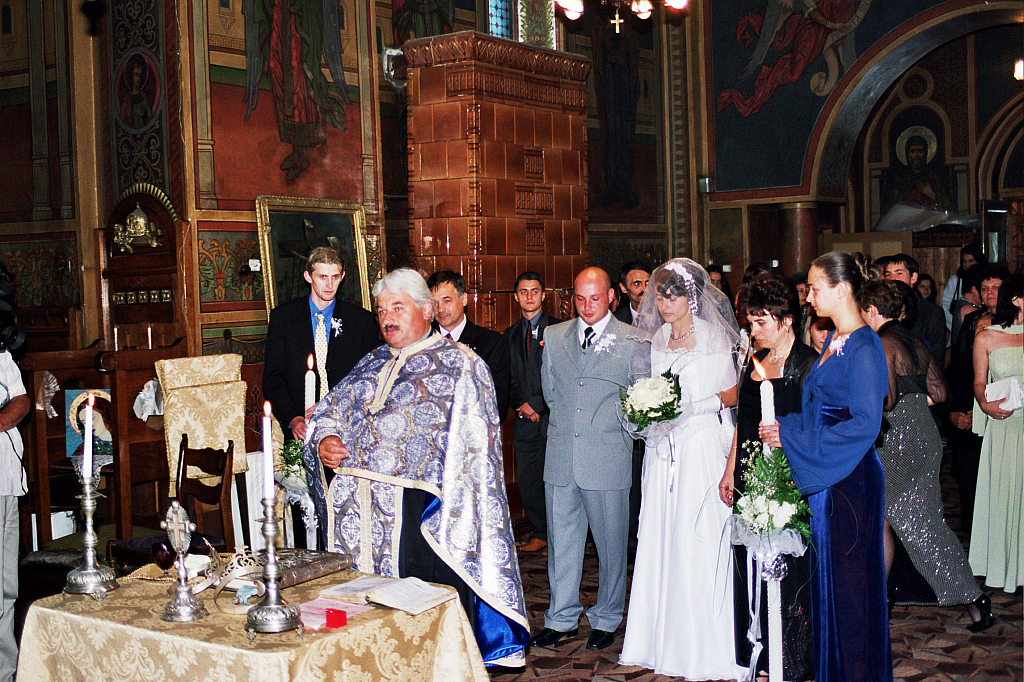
[592,334,615,353]
[331,318,343,338]
[531,327,539,339]
[539,340,545,347]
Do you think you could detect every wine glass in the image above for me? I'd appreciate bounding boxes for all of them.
[151,539,177,578]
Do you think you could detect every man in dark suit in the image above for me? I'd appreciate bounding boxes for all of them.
[503,272,560,554]
[613,261,651,325]
[427,270,510,420]
[612,261,650,556]
[263,246,380,442]
[882,254,947,368]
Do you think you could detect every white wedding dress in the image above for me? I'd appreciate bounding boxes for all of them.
[620,322,744,680]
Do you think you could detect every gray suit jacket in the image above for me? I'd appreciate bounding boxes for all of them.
[541,316,640,491]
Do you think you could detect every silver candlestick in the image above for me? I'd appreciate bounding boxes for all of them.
[245,498,303,641]
[161,501,208,622]
[64,478,119,599]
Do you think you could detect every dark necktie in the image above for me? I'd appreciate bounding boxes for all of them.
[582,326,595,349]
[524,319,532,357]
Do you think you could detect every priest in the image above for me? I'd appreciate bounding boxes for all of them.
[303,267,529,666]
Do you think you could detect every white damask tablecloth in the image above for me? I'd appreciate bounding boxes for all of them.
[17,571,488,682]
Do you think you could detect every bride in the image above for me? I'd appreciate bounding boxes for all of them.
[619,258,746,680]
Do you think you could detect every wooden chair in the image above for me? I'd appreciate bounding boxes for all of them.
[18,341,107,550]
[176,433,235,552]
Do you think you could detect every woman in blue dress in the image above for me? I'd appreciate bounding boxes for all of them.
[760,251,893,682]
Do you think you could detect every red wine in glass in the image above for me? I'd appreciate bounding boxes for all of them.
[151,540,177,576]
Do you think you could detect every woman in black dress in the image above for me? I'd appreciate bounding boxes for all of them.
[719,273,816,681]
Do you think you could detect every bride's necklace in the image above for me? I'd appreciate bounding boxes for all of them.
[670,324,696,342]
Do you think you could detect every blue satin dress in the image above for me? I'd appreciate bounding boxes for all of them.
[779,326,893,682]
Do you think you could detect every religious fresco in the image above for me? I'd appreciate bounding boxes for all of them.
[241,0,351,182]
[110,0,169,197]
[881,121,953,216]
[392,0,452,44]
[197,232,265,307]
[0,238,79,308]
[710,0,950,192]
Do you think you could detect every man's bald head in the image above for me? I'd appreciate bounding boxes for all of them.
[574,267,615,325]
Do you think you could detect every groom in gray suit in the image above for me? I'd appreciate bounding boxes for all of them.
[532,267,640,651]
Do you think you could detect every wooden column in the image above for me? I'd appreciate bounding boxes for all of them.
[403,32,591,331]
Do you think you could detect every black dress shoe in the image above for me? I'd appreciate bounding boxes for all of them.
[530,627,578,648]
[967,593,997,633]
[586,629,615,650]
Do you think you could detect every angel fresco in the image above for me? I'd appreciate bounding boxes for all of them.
[716,0,872,118]
[242,0,351,181]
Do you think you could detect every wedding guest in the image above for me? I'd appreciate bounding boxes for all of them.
[916,273,937,304]
[970,272,1023,593]
[859,279,993,631]
[707,263,735,303]
[619,259,744,680]
[0,348,28,682]
[719,273,816,681]
[760,251,893,682]
[941,243,987,333]
[806,310,834,353]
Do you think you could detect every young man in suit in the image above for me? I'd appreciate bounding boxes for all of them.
[881,253,947,368]
[262,246,380,442]
[613,260,651,557]
[427,270,510,420]
[534,267,641,652]
[503,272,560,554]
[613,261,651,325]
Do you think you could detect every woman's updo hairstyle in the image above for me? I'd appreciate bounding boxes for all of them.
[858,279,904,320]
[744,273,798,323]
[811,250,865,297]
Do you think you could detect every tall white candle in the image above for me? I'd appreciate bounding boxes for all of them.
[304,354,316,415]
[262,401,274,502]
[752,357,775,426]
[83,393,94,484]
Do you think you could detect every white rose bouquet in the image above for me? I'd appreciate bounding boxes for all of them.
[734,439,810,540]
[620,371,682,430]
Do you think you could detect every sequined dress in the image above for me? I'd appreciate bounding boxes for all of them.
[969,324,1024,591]
[876,321,981,606]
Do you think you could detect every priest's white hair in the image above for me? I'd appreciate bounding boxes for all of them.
[372,268,435,312]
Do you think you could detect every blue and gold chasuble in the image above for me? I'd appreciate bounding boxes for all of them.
[304,333,530,666]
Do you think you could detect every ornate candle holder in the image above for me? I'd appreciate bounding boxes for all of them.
[245,498,303,641]
[64,478,119,599]
[161,501,208,622]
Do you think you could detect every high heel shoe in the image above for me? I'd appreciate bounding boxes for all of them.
[967,593,996,633]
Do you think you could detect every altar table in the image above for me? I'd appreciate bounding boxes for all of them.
[16,571,488,682]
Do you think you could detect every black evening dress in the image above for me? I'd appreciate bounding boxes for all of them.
[732,342,816,681]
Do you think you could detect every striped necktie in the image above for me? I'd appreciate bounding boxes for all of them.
[582,326,595,349]
[314,313,329,400]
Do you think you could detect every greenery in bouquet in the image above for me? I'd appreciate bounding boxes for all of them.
[281,439,305,480]
[620,371,682,430]
[735,439,811,541]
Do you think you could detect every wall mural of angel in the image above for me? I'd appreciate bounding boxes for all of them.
[242,0,352,181]
[716,0,872,118]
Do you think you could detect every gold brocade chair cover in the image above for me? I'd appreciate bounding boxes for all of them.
[155,353,249,495]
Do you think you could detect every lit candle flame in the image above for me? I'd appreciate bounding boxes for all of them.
[88,393,95,407]
[751,356,767,381]
[307,354,314,371]
[263,400,272,417]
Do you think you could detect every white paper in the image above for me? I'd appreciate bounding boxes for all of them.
[365,577,456,615]
[320,575,398,604]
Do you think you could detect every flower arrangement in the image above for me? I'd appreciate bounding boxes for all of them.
[281,439,305,480]
[620,371,682,430]
[734,439,811,541]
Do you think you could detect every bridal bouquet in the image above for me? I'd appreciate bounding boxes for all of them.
[620,371,682,430]
[734,439,811,541]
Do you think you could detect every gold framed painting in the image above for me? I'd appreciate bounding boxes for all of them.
[256,196,379,315]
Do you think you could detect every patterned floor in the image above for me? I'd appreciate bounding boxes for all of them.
[495,452,1023,682]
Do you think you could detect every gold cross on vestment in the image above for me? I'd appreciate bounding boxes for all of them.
[610,9,623,32]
